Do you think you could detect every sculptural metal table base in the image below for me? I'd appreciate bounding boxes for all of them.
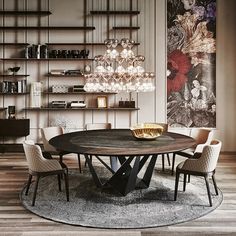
[84,154,158,196]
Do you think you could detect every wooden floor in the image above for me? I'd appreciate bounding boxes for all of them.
[0,153,236,236]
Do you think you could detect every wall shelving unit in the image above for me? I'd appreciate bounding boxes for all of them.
[0,0,141,149]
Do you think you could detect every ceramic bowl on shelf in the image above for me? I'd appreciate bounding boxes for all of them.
[130,123,164,140]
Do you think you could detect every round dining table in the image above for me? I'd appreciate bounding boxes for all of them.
[49,129,195,196]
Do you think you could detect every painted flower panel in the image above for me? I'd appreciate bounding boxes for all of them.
[167,0,216,128]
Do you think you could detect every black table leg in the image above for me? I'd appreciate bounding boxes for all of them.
[137,154,157,188]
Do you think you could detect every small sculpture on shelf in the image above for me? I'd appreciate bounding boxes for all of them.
[8,106,16,119]
[8,67,20,75]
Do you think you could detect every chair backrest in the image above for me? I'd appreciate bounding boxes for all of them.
[23,140,61,172]
[41,126,64,152]
[190,128,214,145]
[85,123,111,130]
[198,139,222,172]
[156,123,168,133]
[183,139,222,173]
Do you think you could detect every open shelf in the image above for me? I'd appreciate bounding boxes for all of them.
[0,74,30,77]
[24,107,139,111]
[0,92,29,95]
[0,11,52,15]
[90,10,140,15]
[43,92,116,95]
[113,26,140,30]
[46,74,84,77]
[0,58,94,61]
[45,42,140,46]
[0,43,29,46]
[0,26,95,30]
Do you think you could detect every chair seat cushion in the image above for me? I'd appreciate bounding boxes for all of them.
[177,161,185,170]
[175,148,195,158]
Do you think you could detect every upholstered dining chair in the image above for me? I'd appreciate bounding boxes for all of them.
[171,129,214,175]
[85,123,111,130]
[85,123,113,168]
[41,126,82,173]
[156,123,171,171]
[174,139,222,207]
[23,140,69,206]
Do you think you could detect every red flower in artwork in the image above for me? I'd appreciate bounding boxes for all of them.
[167,50,191,96]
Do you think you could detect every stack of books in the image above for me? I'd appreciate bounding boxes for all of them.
[0,80,27,93]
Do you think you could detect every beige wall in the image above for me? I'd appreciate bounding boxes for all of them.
[216,0,236,151]
[0,0,235,151]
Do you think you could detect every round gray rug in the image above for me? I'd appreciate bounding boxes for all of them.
[20,167,223,229]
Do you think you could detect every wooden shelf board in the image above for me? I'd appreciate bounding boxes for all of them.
[24,107,139,111]
[43,92,116,95]
[46,74,84,77]
[45,42,140,46]
[0,11,52,15]
[0,58,94,61]
[113,26,140,30]
[0,26,95,30]
[0,93,29,95]
[0,74,30,77]
[90,10,140,15]
[0,43,29,46]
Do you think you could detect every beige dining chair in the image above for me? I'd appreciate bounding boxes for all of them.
[41,126,82,173]
[156,123,171,171]
[171,128,214,175]
[85,123,111,130]
[23,140,69,206]
[85,123,114,168]
[174,140,222,207]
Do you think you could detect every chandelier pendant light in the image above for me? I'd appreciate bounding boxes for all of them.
[84,38,155,93]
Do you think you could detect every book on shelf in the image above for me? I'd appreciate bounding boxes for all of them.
[0,80,27,93]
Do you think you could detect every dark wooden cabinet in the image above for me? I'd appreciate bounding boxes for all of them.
[0,119,30,137]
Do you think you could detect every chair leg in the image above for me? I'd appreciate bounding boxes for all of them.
[162,154,165,172]
[32,175,40,206]
[204,176,213,207]
[64,172,69,202]
[25,174,32,196]
[171,153,176,175]
[57,174,61,192]
[167,153,171,166]
[188,174,191,183]
[59,154,63,164]
[174,171,180,201]
[183,174,187,192]
[212,174,219,195]
[77,154,82,173]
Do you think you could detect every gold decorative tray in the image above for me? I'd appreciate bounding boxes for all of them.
[130,123,164,140]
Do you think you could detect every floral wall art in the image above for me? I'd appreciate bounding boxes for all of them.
[167,0,216,128]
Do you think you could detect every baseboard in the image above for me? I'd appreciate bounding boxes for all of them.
[221,151,236,155]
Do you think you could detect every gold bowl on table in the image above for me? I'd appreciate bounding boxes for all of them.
[130,123,164,140]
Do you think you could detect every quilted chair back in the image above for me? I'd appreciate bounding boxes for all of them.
[183,140,222,173]
[41,126,64,152]
[23,140,62,173]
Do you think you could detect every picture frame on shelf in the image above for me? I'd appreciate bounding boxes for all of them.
[97,96,107,108]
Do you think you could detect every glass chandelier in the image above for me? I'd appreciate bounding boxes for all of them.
[84,38,155,93]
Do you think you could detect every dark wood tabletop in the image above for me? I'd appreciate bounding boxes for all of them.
[49,129,195,156]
